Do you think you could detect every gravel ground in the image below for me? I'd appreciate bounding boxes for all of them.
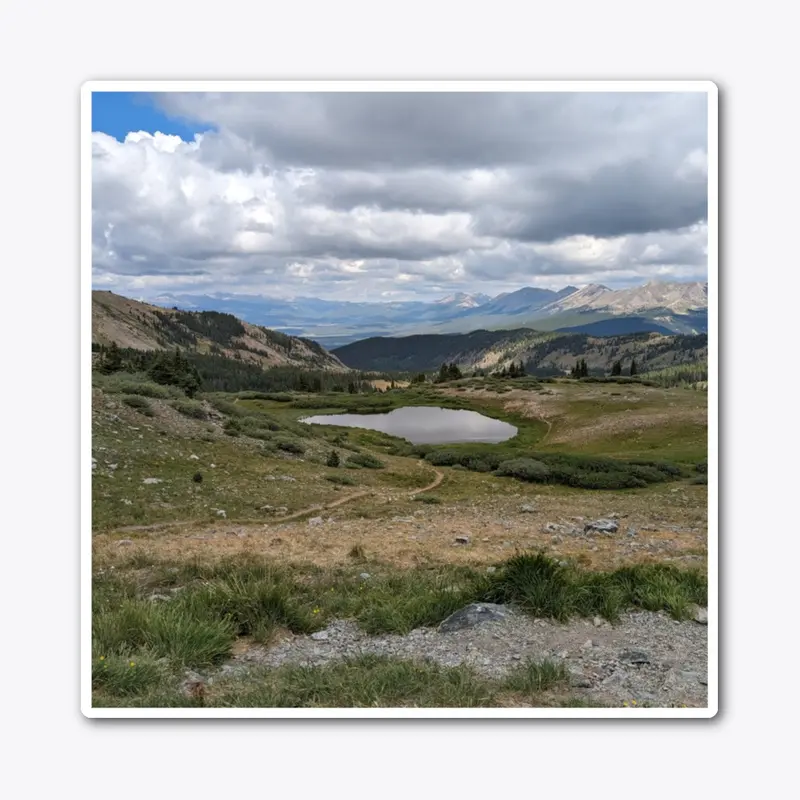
[216,608,708,708]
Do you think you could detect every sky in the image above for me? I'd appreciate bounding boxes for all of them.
[91,90,709,303]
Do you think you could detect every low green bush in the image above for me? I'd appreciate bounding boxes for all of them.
[277,439,306,455]
[346,452,385,469]
[121,395,154,416]
[413,494,441,504]
[326,474,356,486]
[494,458,551,482]
[171,399,208,419]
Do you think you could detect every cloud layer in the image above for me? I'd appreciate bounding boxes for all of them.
[92,91,709,300]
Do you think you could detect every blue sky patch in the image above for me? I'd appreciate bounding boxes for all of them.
[91,92,214,142]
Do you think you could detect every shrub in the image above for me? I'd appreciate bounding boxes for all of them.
[696,461,708,474]
[326,474,356,486]
[494,458,551,482]
[121,395,154,416]
[326,450,341,468]
[346,452,385,469]
[349,544,366,560]
[192,472,203,484]
[171,399,208,420]
[277,439,306,455]
[413,494,442,504]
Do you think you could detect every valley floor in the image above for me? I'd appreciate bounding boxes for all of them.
[90,375,709,710]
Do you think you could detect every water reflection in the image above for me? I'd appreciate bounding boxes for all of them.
[300,406,517,445]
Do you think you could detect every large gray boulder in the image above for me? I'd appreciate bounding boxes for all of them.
[438,603,514,633]
[584,518,619,534]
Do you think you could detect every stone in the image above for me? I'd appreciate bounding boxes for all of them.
[455,535,470,545]
[216,509,227,518]
[519,504,536,513]
[142,477,163,484]
[692,605,708,625]
[308,516,323,526]
[117,539,134,547]
[439,603,513,633]
[620,648,650,665]
[485,566,497,573]
[627,527,638,537]
[310,631,329,641]
[580,639,594,650]
[593,616,605,627]
[584,518,619,534]
[570,670,593,689]
[189,454,199,460]
[148,593,172,602]
[601,669,629,688]
[359,572,371,581]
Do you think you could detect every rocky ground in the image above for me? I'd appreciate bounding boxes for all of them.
[200,603,708,708]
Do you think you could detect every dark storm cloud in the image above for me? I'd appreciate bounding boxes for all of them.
[93,91,709,300]
[157,91,706,171]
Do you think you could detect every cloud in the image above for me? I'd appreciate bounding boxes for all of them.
[92,91,709,300]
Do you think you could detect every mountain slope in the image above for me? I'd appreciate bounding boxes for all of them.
[333,328,708,375]
[92,291,347,371]
[542,281,708,316]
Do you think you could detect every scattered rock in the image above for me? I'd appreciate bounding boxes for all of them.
[627,527,638,537]
[142,477,163,485]
[439,603,513,633]
[570,670,594,688]
[260,505,273,511]
[620,648,651,665]
[310,631,329,641]
[279,476,297,482]
[148,593,172,602]
[308,516,323,526]
[584,518,619,534]
[455,535,470,545]
[543,523,564,533]
[189,454,199,460]
[485,566,497,574]
[580,639,594,650]
[593,616,605,627]
[216,509,227,518]
[117,539,134,547]
[392,516,414,523]
[519,504,536,513]
[359,572,371,581]
[692,606,708,625]
[601,669,629,688]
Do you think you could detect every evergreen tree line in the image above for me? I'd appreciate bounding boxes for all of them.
[492,360,527,379]
[93,343,378,395]
[610,358,638,377]
[434,362,463,383]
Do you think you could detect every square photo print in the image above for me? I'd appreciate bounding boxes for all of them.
[83,81,717,717]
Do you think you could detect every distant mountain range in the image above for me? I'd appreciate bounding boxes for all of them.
[141,280,708,347]
[332,328,709,376]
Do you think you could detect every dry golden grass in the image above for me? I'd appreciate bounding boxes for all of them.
[94,479,707,573]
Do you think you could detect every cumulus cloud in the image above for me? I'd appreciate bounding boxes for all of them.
[92,91,709,300]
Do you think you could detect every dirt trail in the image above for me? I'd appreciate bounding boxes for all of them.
[109,463,444,534]
[409,462,444,496]
[273,490,372,523]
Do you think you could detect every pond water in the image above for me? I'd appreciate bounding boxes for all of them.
[300,405,517,445]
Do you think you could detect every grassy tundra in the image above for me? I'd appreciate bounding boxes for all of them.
[91,370,708,708]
